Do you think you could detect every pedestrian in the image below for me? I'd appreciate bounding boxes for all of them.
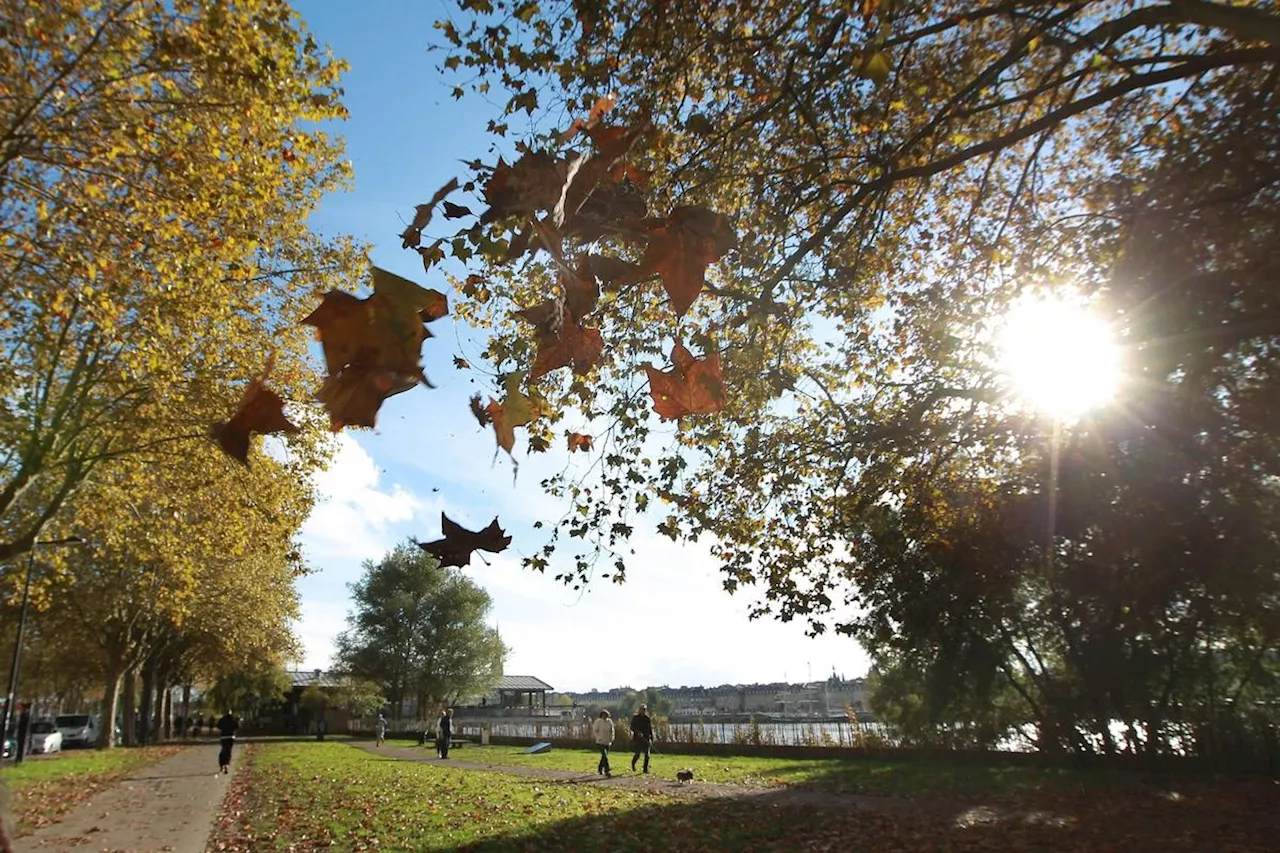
[193,714,203,738]
[437,708,453,759]
[592,709,614,777]
[376,712,387,747]
[216,710,238,775]
[630,703,653,773]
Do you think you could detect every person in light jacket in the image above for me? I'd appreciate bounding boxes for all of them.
[592,709,614,777]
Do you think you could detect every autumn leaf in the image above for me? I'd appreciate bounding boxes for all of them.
[643,341,728,419]
[453,355,471,369]
[558,92,617,143]
[617,206,736,316]
[528,434,551,453]
[441,200,472,219]
[316,367,416,431]
[211,376,299,465]
[480,152,566,223]
[856,50,893,85]
[300,266,444,431]
[529,312,604,380]
[418,512,512,568]
[469,393,491,426]
[483,372,536,453]
[566,432,593,452]
[399,177,461,248]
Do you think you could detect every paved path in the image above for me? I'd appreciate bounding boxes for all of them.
[13,744,235,853]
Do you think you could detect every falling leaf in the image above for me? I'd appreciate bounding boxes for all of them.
[559,92,618,142]
[616,206,736,316]
[469,393,491,426]
[399,177,461,248]
[566,432,594,452]
[643,341,728,419]
[480,152,566,223]
[484,373,536,453]
[528,434,550,453]
[453,356,471,369]
[315,367,416,431]
[211,376,299,465]
[855,50,893,84]
[299,266,444,431]
[419,513,512,568]
[528,312,604,380]
[441,200,472,219]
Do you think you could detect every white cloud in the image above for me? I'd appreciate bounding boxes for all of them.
[299,434,423,562]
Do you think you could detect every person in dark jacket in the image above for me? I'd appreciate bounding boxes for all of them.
[437,708,453,758]
[630,704,654,773]
[216,710,238,774]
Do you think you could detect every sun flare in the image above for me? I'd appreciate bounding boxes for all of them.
[998,293,1121,419]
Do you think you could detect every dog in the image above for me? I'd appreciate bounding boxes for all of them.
[675,768,695,785]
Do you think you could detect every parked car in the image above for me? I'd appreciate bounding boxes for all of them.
[55,714,101,748]
[27,719,62,754]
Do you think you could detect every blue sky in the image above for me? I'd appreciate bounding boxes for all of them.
[287,0,871,692]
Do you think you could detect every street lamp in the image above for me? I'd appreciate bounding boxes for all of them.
[3,536,85,758]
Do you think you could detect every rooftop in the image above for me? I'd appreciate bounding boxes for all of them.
[497,675,553,692]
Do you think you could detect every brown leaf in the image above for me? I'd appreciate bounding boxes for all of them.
[316,367,416,431]
[528,434,551,453]
[566,432,594,452]
[622,206,736,316]
[481,152,565,223]
[399,177,460,248]
[469,393,491,426]
[419,513,512,568]
[530,317,604,381]
[559,93,618,143]
[453,356,471,369]
[300,266,441,431]
[212,377,299,465]
[441,200,472,219]
[643,342,728,419]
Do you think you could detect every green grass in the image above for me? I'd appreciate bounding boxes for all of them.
[1,745,181,831]
[216,741,1273,853]
[411,742,1123,797]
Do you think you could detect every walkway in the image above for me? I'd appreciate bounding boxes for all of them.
[12,744,234,853]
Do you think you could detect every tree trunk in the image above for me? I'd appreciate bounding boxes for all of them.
[139,665,154,746]
[162,684,172,740]
[98,659,124,750]
[122,669,137,746]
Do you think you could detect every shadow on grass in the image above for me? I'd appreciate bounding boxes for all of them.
[444,773,1280,853]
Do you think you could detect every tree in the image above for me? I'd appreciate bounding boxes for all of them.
[614,687,673,720]
[419,1,1280,755]
[0,0,362,568]
[206,664,292,721]
[335,543,507,721]
[332,677,388,719]
[429,0,1280,621]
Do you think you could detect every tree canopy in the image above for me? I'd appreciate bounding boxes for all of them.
[413,0,1280,755]
[335,542,507,721]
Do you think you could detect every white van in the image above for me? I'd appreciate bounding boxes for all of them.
[54,714,101,748]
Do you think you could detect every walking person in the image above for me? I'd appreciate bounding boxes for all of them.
[216,710,238,775]
[630,704,653,773]
[437,708,453,758]
[592,709,614,777]
[375,712,387,747]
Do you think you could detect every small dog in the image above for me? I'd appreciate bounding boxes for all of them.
[675,768,695,785]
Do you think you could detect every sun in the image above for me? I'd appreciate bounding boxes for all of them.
[997,292,1121,420]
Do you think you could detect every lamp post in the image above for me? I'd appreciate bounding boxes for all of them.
[3,536,84,757]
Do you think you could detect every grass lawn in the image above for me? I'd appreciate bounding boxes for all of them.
[409,742,1124,797]
[1,745,182,832]
[211,741,1280,853]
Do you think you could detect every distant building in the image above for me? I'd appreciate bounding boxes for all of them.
[560,675,871,720]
